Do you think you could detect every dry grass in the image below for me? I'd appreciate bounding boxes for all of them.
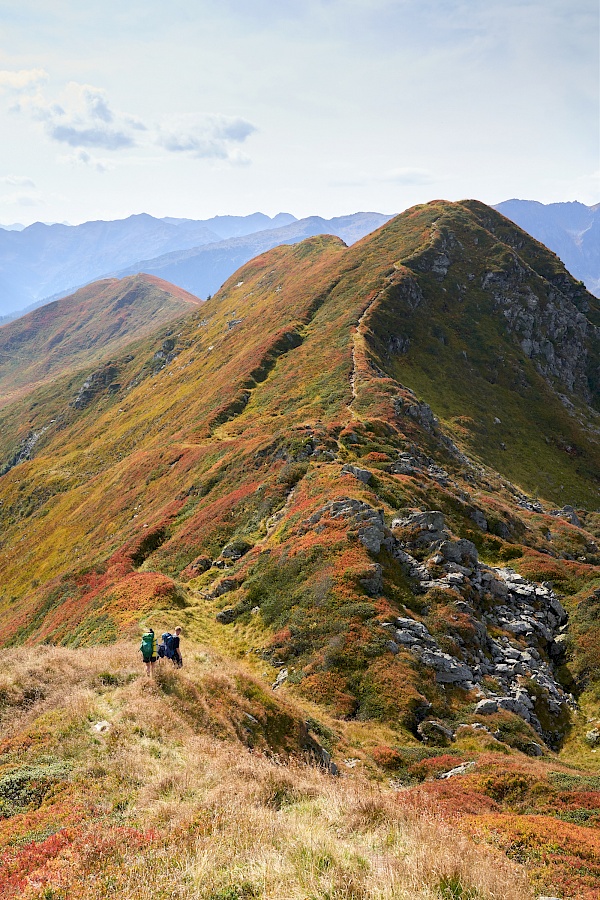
[0,644,533,900]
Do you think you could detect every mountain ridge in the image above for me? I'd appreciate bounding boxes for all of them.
[0,273,201,410]
[1,199,600,895]
[494,198,600,297]
[0,210,390,319]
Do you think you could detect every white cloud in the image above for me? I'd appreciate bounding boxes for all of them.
[157,114,257,161]
[0,68,48,92]
[32,83,138,150]
[60,149,114,173]
[1,71,256,167]
[0,190,44,208]
[0,174,36,188]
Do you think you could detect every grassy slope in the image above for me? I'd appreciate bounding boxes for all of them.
[1,202,600,896]
[0,645,534,900]
[0,274,201,410]
[359,201,600,505]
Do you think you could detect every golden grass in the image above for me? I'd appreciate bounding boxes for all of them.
[0,644,532,900]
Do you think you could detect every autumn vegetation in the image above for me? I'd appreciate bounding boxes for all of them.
[1,201,600,896]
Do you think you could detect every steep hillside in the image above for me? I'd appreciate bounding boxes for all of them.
[1,199,600,895]
[495,199,600,297]
[0,274,201,410]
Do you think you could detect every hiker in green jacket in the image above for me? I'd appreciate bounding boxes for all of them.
[140,628,158,676]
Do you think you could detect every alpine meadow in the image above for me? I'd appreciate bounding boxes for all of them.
[1,198,600,899]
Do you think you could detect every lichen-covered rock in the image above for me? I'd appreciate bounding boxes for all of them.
[417,720,454,745]
[585,727,600,747]
[341,464,372,483]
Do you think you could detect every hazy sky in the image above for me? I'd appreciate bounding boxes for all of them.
[0,0,597,224]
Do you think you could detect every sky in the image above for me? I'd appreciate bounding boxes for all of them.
[0,0,598,225]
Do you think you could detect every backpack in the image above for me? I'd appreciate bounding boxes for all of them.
[160,632,175,660]
[140,632,155,662]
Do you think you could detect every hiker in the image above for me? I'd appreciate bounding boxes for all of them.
[172,626,183,668]
[140,628,158,676]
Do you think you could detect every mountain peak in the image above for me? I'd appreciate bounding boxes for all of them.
[1,204,600,896]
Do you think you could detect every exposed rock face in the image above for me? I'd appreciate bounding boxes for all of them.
[307,498,387,553]
[0,423,52,475]
[302,498,575,748]
[481,262,599,403]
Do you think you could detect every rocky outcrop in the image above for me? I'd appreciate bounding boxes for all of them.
[341,464,372,484]
[72,364,121,409]
[0,423,52,475]
[481,263,599,403]
[302,498,575,748]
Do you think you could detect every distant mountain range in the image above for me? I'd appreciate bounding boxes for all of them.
[0,211,389,318]
[111,212,394,301]
[493,199,600,296]
[1,199,598,321]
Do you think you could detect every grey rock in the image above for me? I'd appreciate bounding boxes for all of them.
[386,640,400,655]
[318,747,339,776]
[417,720,454,744]
[585,727,600,747]
[497,697,532,721]
[416,648,473,684]
[527,742,544,757]
[341,464,372,484]
[93,720,111,733]
[360,563,383,595]
[358,524,385,554]
[210,578,239,598]
[470,508,488,531]
[395,629,420,645]
[438,761,476,779]
[504,621,534,637]
[221,540,252,560]
[272,667,288,690]
[389,462,416,475]
[392,510,446,533]
[187,555,212,574]
[475,699,498,715]
[549,505,582,527]
[216,607,238,624]
[439,539,478,566]
[431,253,451,276]
[549,633,569,660]
[550,595,568,625]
